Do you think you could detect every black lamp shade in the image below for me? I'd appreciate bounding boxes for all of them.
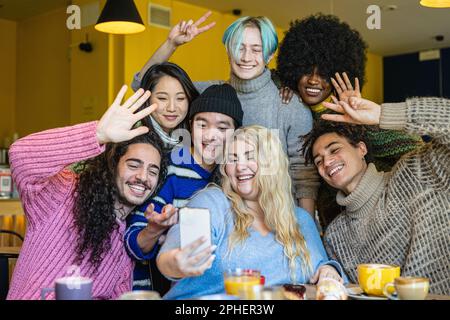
[95,0,145,34]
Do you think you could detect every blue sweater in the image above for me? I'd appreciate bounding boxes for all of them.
[159,187,347,300]
[124,147,212,289]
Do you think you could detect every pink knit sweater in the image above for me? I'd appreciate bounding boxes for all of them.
[7,122,133,300]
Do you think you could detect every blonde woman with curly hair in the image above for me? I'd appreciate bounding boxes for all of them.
[157,125,345,299]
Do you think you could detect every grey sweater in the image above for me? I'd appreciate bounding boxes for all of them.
[324,98,450,295]
[133,69,319,202]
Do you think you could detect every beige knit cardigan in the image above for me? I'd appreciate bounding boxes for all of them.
[324,97,450,295]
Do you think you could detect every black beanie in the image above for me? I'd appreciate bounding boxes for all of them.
[189,84,243,128]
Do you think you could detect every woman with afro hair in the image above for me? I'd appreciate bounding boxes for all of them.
[276,14,422,228]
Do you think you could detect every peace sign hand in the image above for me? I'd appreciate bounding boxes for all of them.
[96,85,157,145]
[321,96,381,126]
[168,11,216,47]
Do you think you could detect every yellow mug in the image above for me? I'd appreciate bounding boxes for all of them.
[357,264,400,296]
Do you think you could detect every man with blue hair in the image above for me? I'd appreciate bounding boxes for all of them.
[131,12,319,215]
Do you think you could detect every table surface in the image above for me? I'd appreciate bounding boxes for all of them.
[0,246,20,260]
[304,284,450,300]
[0,199,24,216]
[0,200,26,247]
[1,200,448,301]
[0,246,21,255]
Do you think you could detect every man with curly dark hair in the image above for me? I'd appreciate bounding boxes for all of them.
[276,14,422,228]
[300,96,450,295]
[7,86,176,300]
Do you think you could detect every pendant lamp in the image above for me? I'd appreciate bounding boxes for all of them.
[420,0,450,8]
[95,0,145,34]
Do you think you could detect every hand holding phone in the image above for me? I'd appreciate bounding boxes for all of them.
[173,207,215,277]
[179,207,211,256]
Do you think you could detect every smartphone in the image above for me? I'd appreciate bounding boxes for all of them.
[179,207,211,258]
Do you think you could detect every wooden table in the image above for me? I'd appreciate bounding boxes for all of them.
[304,284,450,300]
[0,199,26,247]
[0,246,21,256]
[0,199,25,216]
[0,199,24,297]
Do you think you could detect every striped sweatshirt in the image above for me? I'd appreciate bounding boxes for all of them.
[7,122,133,300]
[124,146,212,289]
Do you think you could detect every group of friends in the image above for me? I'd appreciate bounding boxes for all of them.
[6,12,449,300]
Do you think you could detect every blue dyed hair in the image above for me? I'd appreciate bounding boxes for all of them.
[222,16,278,64]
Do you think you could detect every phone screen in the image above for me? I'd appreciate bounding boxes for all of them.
[179,207,211,258]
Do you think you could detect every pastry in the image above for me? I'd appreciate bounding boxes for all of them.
[315,278,348,300]
[282,284,307,300]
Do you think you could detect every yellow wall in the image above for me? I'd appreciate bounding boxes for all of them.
[124,1,381,102]
[124,0,229,91]
[109,34,125,105]
[72,0,294,120]
[2,0,383,139]
[0,19,17,147]
[124,0,287,88]
[15,8,70,137]
[70,0,111,124]
[363,52,384,104]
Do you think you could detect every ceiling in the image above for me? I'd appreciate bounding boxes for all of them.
[181,0,450,56]
[0,0,449,56]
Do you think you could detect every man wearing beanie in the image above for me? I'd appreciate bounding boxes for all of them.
[188,84,243,169]
[125,84,242,294]
[189,83,243,126]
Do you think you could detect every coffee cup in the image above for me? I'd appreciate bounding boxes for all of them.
[41,276,93,300]
[357,264,400,296]
[383,276,429,300]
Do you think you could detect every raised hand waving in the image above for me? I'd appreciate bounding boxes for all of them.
[96,85,157,144]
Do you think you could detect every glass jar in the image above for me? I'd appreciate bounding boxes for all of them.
[0,165,12,199]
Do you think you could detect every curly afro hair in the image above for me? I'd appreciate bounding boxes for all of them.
[301,120,373,166]
[277,14,368,94]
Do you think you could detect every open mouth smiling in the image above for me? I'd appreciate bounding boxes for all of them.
[237,174,255,182]
[326,164,344,178]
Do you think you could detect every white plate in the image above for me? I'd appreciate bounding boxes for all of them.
[346,287,388,300]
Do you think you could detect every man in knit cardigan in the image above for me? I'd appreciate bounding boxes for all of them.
[302,96,450,295]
